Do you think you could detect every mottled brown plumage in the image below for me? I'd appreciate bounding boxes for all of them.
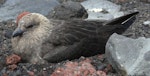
[11,12,138,63]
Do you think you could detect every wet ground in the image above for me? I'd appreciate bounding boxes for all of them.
[0,0,149,76]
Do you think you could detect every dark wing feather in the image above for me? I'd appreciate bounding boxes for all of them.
[49,19,104,45]
[49,12,139,45]
[42,12,139,62]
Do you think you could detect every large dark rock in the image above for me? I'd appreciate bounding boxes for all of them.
[47,1,88,20]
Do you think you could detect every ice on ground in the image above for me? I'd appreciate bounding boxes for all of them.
[81,0,124,20]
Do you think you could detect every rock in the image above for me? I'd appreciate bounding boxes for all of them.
[57,0,85,3]
[140,0,150,3]
[4,30,13,38]
[106,33,150,76]
[143,21,150,26]
[81,0,124,20]
[0,0,6,5]
[51,59,107,76]
[47,1,88,20]
[0,0,60,22]
[6,54,21,65]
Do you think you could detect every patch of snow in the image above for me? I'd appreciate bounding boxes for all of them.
[143,21,150,25]
[81,0,124,20]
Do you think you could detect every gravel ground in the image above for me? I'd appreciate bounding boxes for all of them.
[0,0,149,76]
[110,0,150,38]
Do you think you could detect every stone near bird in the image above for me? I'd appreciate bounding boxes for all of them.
[11,11,139,64]
[47,1,88,20]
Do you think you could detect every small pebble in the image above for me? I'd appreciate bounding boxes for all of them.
[143,21,150,26]
[96,64,107,70]
[28,71,35,76]
[43,68,46,71]
[4,30,13,38]
[33,69,37,72]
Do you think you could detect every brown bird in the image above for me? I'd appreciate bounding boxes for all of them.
[11,12,138,64]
